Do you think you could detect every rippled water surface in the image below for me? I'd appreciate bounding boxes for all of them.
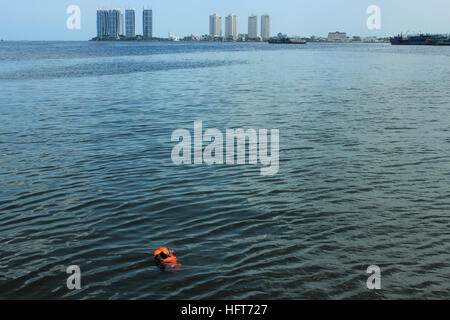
[1,41,450,299]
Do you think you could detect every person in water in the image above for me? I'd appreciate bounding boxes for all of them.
[154,246,182,270]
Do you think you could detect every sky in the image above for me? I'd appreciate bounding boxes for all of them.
[1,0,450,40]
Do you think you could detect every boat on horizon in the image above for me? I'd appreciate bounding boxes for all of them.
[268,33,307,44]
[390,33,450,46]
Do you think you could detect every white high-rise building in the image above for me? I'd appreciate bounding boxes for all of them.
[97,9,109,39]
[143,9,153,38]
[225,14,237,40]
[209,14,222,37]
[119,11,124,36]
[125,9,136,38]
[248,14,258,39]
[108,9,121,39]
[261,14,270,40]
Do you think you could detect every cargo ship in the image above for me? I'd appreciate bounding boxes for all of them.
[268,33,306,44]
[390,34,450,46]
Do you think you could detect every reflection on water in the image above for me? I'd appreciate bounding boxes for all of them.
[1,42,450,299]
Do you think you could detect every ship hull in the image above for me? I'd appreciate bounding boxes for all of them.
[390,40,427,45]
[268,40,306,44]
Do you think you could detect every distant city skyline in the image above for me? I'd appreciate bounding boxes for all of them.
[1,0,450,40]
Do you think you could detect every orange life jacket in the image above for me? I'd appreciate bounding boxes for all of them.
[154,246,177,264]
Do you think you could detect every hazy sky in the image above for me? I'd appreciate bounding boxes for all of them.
[1,0,450,40]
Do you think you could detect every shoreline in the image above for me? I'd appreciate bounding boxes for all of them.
[89,38,390,44]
